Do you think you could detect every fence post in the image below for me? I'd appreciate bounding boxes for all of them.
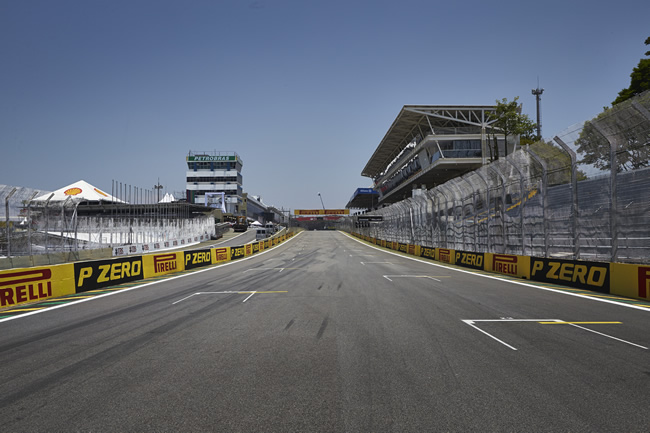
[588,123,619,262]
[474,169,491,253]
[488,166,507,253]
[448,182,466,252]
[553,136,579,260]
[461,176,478,252]
[436,187,450,249]
[505,155,527,255]
[5,188,17,257]
[523,147,549,258]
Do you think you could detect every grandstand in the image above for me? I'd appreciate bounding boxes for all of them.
[361,105,506,205]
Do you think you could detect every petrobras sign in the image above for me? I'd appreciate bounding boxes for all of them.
[187,155,237,162]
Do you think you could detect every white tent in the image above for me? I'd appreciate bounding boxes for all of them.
[33,180,125,203]
[159,192,176,203]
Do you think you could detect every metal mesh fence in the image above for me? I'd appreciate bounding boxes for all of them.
[1,189,216,269]
[345,90,650,264]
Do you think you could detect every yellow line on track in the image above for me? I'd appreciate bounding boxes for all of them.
[539,321,622,325]
[3,308,46,312]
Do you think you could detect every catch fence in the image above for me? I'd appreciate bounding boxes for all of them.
[1,191,216,268]
[345,90,650,264]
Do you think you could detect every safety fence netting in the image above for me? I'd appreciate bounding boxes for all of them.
[343,90,650,264]
[1,193,215,266]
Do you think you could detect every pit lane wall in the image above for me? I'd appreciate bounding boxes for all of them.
[350,232,650,303]
[0,231,295,309]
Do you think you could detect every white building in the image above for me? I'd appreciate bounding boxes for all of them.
[185,151,244,214]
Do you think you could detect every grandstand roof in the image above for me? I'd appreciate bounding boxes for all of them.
[346,188,379,210]
[361,105,497,179]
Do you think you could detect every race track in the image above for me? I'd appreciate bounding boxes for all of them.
[1,231,648,432]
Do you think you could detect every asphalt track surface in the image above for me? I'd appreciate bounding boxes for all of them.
[1,231,649,432]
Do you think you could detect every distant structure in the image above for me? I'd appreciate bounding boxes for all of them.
[185,151,244,215]
[532,86,544,139]
[356,105,505,206]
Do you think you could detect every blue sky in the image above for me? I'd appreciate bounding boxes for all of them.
[2,0,648,210]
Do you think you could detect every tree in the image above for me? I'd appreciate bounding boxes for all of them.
[529,140,587,184]
[612,36,650,105]
[486,97,536,161]
[576,90,650,173]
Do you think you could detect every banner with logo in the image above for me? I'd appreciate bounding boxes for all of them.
[0,264,75,307]
[529,257,610,293]
[143,252,183,278]
[487,253,531,279]
[74,257,144,293]
[183,249,214,270]
[611,262,650,301]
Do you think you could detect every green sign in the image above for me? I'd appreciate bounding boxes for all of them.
[187,155,237,162]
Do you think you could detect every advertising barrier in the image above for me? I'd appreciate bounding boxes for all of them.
[0,264,75,307]
[74,256,144,293]
[454,250,485,271]
[349,231,650,302]
[610,263,650,301]
[420,247,436,260]
[488,254,531,279]
[143,252,183,279]
[230,245,246,260]
[0,229,297,309]
[184,249,214,270]
[529,257,610,293]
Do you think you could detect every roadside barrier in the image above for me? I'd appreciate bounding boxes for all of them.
[0,230,296,308]
[349,232,649,303]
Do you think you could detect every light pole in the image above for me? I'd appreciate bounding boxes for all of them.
[154,178,163,203]
[532,86,544,139]
[317,192,325,210]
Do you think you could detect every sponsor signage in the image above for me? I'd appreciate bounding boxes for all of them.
[75,257,143,293]
[490,254,531,279]
[530,258,610,293]
[294,209,350,215]
[154,253,178,274]
[420,247,436,260]
[252,243,260,254]
[639,266,650,298]
[231,245,246,260]
[184,249,213,270]
[143,253,182,279]
[0,268,54,307]
[609,263,650,301]
[187,155,237,162]
[245,244,252,256]
[455,251,484,270]
[437,248,454,264]
[214,247,229,262]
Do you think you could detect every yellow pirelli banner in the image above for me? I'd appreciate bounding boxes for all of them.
[214,247,230,263]
[610,262,650,301]
[486,253,531,279]
[436,248,455,265]
[143,252,184,278]
[407,244,420,256]
[0,264,75,308]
